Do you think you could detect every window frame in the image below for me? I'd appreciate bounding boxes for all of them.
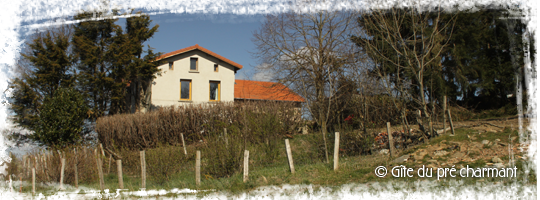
[190,57,198,71]
[209,81,221,102]
[180,79,192,101]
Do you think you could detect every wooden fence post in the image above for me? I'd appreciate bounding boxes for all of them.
[26,157,30,178]
[95,149,105,191]
[181,133,187,155]
[387,122,396,157]
[9,174,15,199]
[117,160,124,189]
[74,148,78,189]
[22,155,26,177]
[243,150,249,183]
[107,154,112,174]
[447,109,455,135]
[284,139,295,174]
[60,158,66,190]
[443,96,447,134]
[34,156,39,173]
[334,132,340,171]
[140,150,146,189]
[195,151,201,186]
[32,168,35,195]
[43,153,49,182]
[99,143,106,157]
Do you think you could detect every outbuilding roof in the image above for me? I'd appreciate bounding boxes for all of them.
[234,80,305,102]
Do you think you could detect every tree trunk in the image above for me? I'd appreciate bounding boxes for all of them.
[316,81,329,164]
[418,78,433,138]
[129,83,135,113]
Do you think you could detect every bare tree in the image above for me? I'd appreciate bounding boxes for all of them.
[352,1,456,138]
[252,10,359,163]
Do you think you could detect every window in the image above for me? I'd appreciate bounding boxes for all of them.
[190,57,198,71]
[169,62,174,70]
[180,80,191,100]
[209,81,220,101]
[214,64,218,72]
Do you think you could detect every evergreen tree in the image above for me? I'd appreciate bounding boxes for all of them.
[9,26,75,130]
[72,10,119,119]
[439,8,528,109]
[124,10,161,113]
[22,31,74,98]
[32,88,88,148]
[9,76,40,129]
[72,9,162,116]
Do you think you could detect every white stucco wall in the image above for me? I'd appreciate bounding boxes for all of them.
[151,50,237,107]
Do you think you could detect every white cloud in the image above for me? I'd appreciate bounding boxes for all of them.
[252,71,274,81]
[252,63,275,81]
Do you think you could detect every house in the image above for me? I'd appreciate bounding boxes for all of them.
[151,44,304,107]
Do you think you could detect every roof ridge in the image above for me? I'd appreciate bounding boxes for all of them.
[156,44,243,69]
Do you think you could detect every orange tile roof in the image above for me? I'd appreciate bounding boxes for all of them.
[234,80,305,102]
[155,44,243,70]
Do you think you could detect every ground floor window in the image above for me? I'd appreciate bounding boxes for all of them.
[181,79,191,100]
[209,81,220,101]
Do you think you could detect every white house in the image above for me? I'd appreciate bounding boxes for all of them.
[151,44,304,107]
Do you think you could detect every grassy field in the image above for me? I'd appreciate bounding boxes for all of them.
[0,129,538,200]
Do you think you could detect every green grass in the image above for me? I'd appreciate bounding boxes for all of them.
[0,129,537,200]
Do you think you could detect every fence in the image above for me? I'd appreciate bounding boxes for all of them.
[7,97,457,193]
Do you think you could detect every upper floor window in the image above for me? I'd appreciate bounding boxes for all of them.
[214,64,218,72]
[169,62,174,70]
[190,57,198,71]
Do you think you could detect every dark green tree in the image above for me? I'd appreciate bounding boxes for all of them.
[8,76,40,129]
[72,10,119,119]
[22,31,74,98]
[124,10,161,113]
[439,8,529,110]
[31,88,88,148]
[9,26,75,130]
[73,9,162,116]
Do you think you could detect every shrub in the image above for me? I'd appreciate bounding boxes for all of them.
[145,144,190,184]
[96,101,302,151]
[203,131,244,178]
[31,88,89,148]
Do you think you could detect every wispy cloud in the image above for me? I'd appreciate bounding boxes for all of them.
[252,63,275,81]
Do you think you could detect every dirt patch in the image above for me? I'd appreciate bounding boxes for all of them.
[388,116,532,169]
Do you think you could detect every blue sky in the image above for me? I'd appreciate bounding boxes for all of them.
[0,0,287,88]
